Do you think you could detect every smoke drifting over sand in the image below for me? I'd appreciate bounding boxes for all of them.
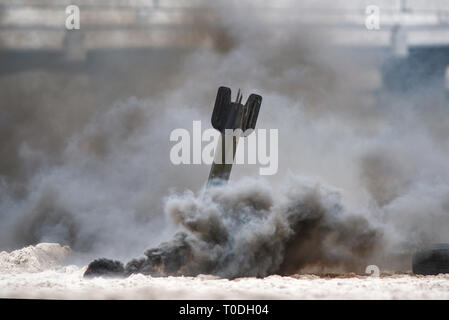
[113,177,380,278]
[1,1,449,276]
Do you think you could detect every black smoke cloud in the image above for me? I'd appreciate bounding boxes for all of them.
[86,177,381,278]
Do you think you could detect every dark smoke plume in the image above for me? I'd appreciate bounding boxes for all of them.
[85,177,381,278]
[84,258,125,278]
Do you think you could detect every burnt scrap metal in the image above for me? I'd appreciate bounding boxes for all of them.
[207,86,262,187]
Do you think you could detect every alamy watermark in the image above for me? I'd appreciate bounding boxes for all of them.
[365,5,380,30]
[65,5,80,30]
[169,121,278,176]
[365,264,380,277]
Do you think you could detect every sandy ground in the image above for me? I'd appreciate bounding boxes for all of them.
[1,243,449,300]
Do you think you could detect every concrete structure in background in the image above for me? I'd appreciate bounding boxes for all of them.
[0,0,449,51]
[0,0,448,91]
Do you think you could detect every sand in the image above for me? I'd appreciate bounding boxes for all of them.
[1,243,449,300]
